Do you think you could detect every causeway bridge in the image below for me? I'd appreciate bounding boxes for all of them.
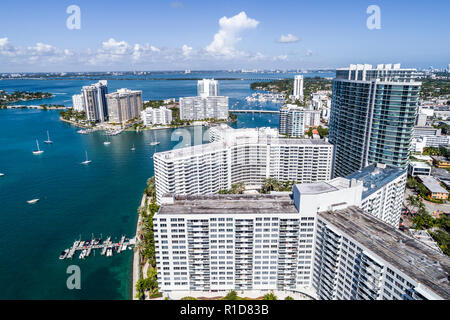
[229,109,280,114]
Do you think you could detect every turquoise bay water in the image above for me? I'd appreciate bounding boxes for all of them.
[0,72,333,299]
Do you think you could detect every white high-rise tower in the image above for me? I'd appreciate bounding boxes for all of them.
[293,75,304,100]
[197,79,218,97]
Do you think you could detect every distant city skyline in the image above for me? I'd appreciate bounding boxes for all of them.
[0,0,449,72]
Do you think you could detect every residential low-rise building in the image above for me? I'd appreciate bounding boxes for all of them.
[408,162,432,177]
[416,175,449,200]
[432,156,450,168]
[72,93,85,112]
[141,106,173,126]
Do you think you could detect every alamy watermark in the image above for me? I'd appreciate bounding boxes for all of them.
[66,265,81,290]
[66,5,81,30]
[366,5,381,30]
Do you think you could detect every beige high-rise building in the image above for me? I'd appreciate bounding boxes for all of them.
[106,88,143,124]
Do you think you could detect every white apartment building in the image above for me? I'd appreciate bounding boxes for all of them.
[314,206,450,300]
[345,163,407,228]
[81,80,109,122]
[197,79,219,97]
[106,88,143,124]
[293,75,304,100]
[72,93,85,112]
[141,106,173,126]
[279,104,321,137]
[154,183,450,299]
[179,96,228,121]
[153,125,334,204]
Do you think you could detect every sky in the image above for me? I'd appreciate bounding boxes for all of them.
[0,0,449,72]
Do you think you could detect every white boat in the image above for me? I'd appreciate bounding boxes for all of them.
[104,135,111,145]
[150,133,160,146]
[0,173,4,177]
[32,139,44,155]
[27,199,39,204]
[79,249,87,259]
[59,249,69,260]
[44,130,53,144]
[81,151,92,165]
[131,144,136,151]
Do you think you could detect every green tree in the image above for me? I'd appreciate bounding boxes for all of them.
[223,290,239,300]
[284,296,294,300]
[263,292,277,300]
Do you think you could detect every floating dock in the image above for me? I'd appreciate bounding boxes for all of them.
[61,235,136,260]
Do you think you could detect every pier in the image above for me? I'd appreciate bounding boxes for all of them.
[61,235,136,260]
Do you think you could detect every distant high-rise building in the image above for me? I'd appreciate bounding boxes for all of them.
[82,80,109,122]
[329,64,422,177]
[72,93,85,112]
[279,104,320,137]
[141,106,173,126]
[179,96,228,121]
[293,75,304,100]
[197,79,218,97]
[106,88,142,124]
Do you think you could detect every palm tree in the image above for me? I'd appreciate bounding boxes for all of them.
[407,195,418,212]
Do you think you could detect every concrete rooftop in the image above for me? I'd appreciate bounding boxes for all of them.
[319,206,450,299]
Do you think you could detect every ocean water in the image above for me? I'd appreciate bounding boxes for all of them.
[0,71,333,299]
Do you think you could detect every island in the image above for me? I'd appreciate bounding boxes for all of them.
[0,90,52,104]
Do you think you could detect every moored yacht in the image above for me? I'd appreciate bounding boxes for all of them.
[32,139,44,155]
[44,130,53,144]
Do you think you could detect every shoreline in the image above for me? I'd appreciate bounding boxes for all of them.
[131,193,147,300]
[59,117,96,129]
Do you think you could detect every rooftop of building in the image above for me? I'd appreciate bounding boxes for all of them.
[409,161,432,169]
[154,130,332,161]
[294,177,354,196]
[431,156,450,162]
[345,163,406,198]
[318,206,450,300]
[336,64,416,71]
[417,175,449,194]
[157,194,298,215]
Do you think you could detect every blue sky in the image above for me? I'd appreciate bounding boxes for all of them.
[0,0,449,71]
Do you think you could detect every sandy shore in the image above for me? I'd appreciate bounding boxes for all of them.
[132,194,147,300]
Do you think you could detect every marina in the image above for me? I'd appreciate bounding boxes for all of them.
[62,235,136,260]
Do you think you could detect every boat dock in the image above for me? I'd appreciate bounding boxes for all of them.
[61,235,136,260]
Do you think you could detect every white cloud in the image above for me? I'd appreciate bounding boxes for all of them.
[206,11,259,58]
[306,49,313,56]
[0,37,19,57]
[273,55,288,61]
[101,38,130,55]
[277,34,300,43]
[182,44,193,57]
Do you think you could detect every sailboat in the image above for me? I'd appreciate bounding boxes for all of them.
[104,134,111,145]
[81,151,92,165]
[44,130,53,144]
[32,139,44,155]
[149,132,160,146]
[131,144,136,151]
